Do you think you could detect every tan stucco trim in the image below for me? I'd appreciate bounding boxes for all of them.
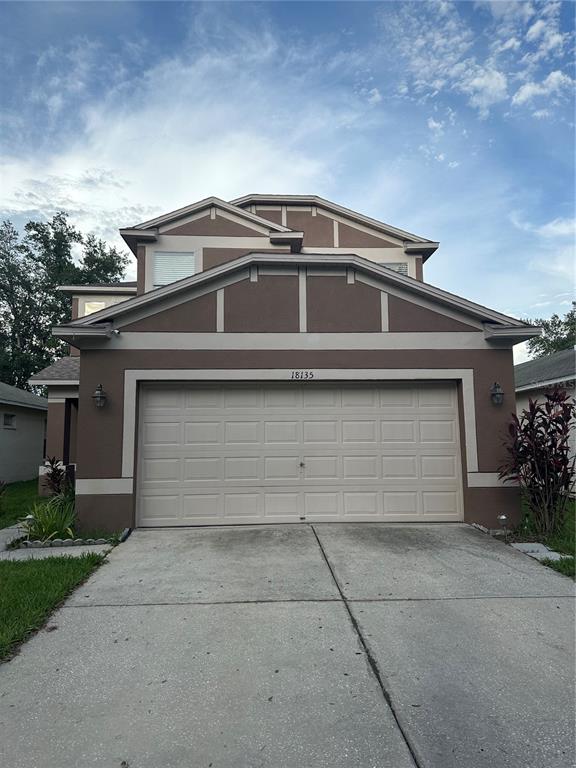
[76,478,133,495]
[106,331,490,351]
[120,368,478,479]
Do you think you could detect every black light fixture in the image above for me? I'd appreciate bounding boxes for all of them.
[490,382,504,406]
[92,384,107,409]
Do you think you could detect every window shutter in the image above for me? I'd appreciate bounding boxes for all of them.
[153,252,196,287]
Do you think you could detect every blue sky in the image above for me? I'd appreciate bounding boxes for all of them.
[1,1,574,360]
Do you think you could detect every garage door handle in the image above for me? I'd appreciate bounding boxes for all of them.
[299,462,305,467]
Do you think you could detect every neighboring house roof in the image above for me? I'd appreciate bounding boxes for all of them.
[230,194,438,257]
[57,282,137,295]
[0,381,47,411]
[29,357,80,386]
[53,252,539,340]
[515,348,576,391]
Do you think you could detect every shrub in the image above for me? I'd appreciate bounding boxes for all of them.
[500,386,575,538]
[43,457,68,496]
[21,494,76,541]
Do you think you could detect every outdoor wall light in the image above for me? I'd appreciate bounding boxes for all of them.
[490,382,504,406]
[92,384,107,409]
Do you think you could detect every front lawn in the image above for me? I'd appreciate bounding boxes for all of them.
[0,479,45,529]
[0,554,104,661]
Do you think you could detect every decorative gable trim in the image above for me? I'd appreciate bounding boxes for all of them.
[55,252,537,336]
[131,196,291,234]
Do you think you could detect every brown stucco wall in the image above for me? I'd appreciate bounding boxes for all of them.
[164,214,263,237]
[203,247,289,271]
[388,295,479,332]
[46,402,66,460]
[73,341,517,530]
[415,257,423,282]
[75,346,515,476]
[255,207,283,225]
[307,276,382,332]
[136,245,146,295]
[76,494,134,533]
[338,223,396,248]
[286,210,333,247]
[121,292,217,332]
[224,275,299,332]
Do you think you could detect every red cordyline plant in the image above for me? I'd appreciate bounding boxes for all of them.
[499,386,575,537]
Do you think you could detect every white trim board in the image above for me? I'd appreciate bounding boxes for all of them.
[120,368,479,479]
[107,331,490,350]
[467,472,514,488]
[76,478,134,495]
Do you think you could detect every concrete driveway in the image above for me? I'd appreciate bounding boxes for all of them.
[0,524,574,768]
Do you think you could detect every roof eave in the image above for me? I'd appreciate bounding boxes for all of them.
[0,398,47,411]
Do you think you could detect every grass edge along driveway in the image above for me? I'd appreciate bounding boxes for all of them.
[0,553,105,661]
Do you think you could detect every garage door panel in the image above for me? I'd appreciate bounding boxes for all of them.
[304,456,339,480]
[264,493,300,517]
[224,457,260,480]
[303,420,338,443]
[137,382,463,526]
[422,491,460,516]
[264,421,299,443]
[421,455,458,479]
[184,457,221,481]
[383,491,419,516]
[419,420,456,443]
[342,420,377,443]
[344,492,379,516]
[141,458,180,482]
[382,456,418,479]
[184,421,221,444]
[381,420,416,442]
[224,421,260,443]
[264,456,300,480]
[343,455,379,479]
[143,422,181,446]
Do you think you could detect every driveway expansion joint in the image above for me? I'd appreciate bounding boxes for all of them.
[310,524,423,768]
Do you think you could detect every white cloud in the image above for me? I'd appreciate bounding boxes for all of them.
[460,68,508,116]
[536,217,576,239]
[526,18,546,41]
[427,117,444,136]
[512,70,573,104]
[366,87,382,104]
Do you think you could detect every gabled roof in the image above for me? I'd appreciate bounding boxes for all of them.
[515,348,575,391]
[29,357,80,386]
[126,196,292,234]
[0,381,48,411]
[53,252,538,339]
[230,194,437,255]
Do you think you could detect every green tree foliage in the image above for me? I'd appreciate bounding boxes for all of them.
[0,213,129,388]
[527,303,576,359]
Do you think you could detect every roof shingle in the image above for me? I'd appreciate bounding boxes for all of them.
[0,381,47,410]
[515,348,575,389]
[29,357,80,384]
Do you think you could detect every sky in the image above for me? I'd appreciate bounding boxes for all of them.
[0,0,574,362]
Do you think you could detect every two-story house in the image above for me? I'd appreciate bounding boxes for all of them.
[30,195,539,531]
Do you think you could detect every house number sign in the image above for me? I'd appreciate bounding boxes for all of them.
[290,370,315,380]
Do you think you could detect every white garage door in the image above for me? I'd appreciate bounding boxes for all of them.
[137,381,463,526]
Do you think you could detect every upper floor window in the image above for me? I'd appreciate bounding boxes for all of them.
[153,251,196,288]
[386,262,408,275]
[3,413,16,429]
[84,301,107,315]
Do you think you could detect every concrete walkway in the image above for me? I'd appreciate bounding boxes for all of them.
[0,524,574,768]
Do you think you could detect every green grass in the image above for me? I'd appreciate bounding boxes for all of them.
[0,479,46,529]
[540,556,575,579]
[0,554,104,661]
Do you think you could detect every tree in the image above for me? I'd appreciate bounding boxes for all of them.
[499,387,575,538]
[0,213,130,389]
[527,303,576,359]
